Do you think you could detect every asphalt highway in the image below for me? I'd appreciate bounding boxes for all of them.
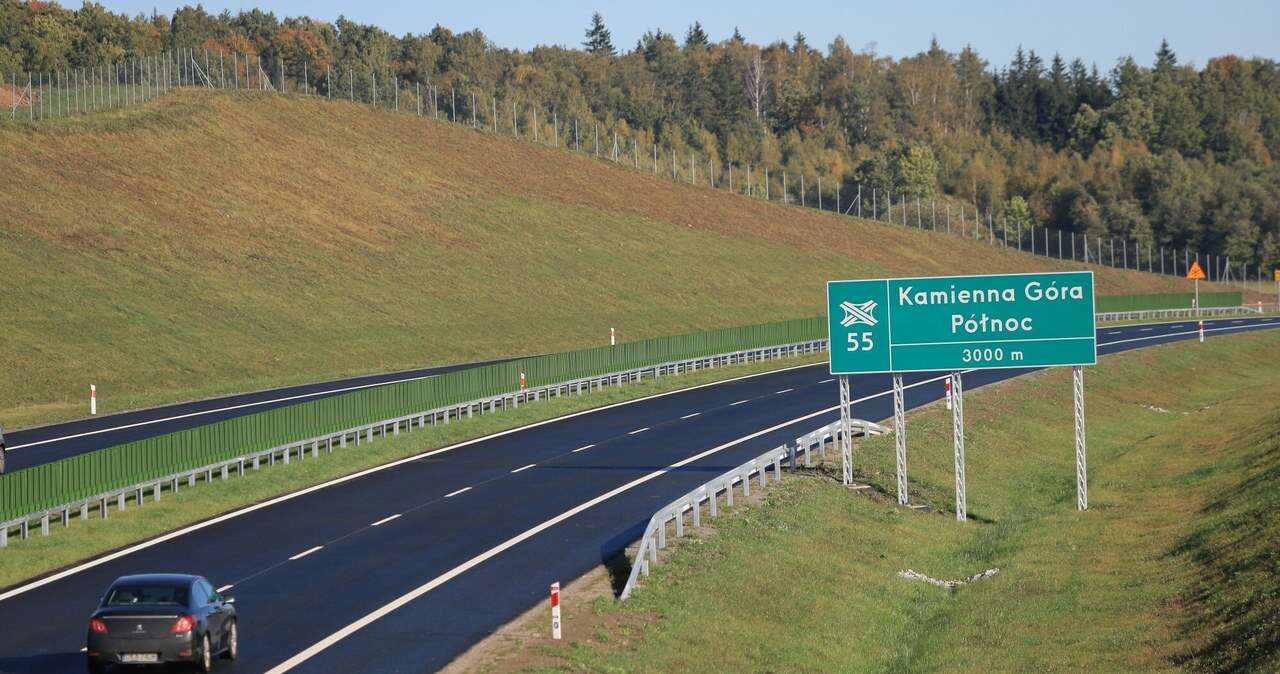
[0,316,1275,674]
[2,358,508,473]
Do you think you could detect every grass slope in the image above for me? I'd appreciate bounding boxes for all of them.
[0,90,1212,427]
[516,330,1280,673]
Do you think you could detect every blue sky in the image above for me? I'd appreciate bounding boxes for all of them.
[104,0,1277,70]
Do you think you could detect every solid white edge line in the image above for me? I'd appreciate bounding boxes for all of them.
[510,464,536,474]
[444,487,472,498]
[216,584,234,593]
[370,515,401,527]
[628,427,649,435]
[0,359,821,603]
[571,444,595,453]
[289,546,323,561]
[680,413,701,419]
[264,371,960,674]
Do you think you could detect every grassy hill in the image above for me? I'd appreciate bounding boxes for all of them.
[0,90,1218,427]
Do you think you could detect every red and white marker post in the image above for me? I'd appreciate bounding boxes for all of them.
[90,384,97,415]
[519,372,527,390]
[550,582,562,639]
[610,327,616,347]
[944,378,952,411]
[1198,320,1205,343]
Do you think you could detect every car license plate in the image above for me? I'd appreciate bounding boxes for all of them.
[121,653,159,664]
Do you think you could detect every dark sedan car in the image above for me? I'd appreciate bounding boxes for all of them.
[86,573,237,673]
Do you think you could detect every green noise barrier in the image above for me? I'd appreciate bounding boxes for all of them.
[1096,291,1241,313]
[0,317,824,522]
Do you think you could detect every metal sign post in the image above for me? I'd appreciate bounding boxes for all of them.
[1074,366,1087,510]
[838,376,853,485]
[951,372,966,521]
[892,374,908,504]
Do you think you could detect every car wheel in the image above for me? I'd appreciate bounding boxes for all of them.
[197,632,213,673]
[86,657,106,674]
[222,620,238,660]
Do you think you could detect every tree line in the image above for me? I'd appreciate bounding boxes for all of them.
[2,1,1277,268]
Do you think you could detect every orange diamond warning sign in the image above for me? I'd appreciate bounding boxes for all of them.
[1186,260,1206,281]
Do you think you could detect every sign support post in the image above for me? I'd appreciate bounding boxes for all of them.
[1074,365,1087,511]
[951,371,966,522]
[892,373,908,504]
[838,376,853,486]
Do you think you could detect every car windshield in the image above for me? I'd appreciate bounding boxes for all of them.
[104,584,189,606]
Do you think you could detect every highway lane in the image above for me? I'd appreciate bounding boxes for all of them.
[2,357,508,473]
[0,316,1275,674]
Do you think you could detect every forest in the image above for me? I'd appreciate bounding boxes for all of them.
[2,1,1278,267]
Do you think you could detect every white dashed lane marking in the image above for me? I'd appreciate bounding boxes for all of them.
[371,515,401,527]
[444,487,472,498]
[680,412,701,419]
[289,546,323,561]
[819,378,835,383]
[511,464,536,473]
[628,427,649,435]
[730,400,748,406]
[775,388,794,394]
[572,444,594,453]
[216,584,235,593]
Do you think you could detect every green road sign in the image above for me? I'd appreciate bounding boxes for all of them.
[827,271,1096,374]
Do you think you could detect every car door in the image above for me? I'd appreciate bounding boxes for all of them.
[194,579,225,645]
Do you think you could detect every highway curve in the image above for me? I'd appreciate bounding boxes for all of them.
[0,316,1275,674]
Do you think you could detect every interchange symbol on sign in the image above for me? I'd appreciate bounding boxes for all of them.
[839,300,879,328]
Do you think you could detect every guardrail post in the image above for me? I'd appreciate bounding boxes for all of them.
[742,473,751,497]
[788,445,797,471]
[340,433,347,448]
[20,519,28,540]
[312,441,319,458]
[691,498,701,527]
[0,526,6,548]
[726,480,734,506]
[80,503,88,521]
[657,519,667,549]
[283,446,290,464]
[101,497,109,519]
[221,465,228,480]
[63,507,70,528]
[134,488,143,507]
[758,463,767,489]
[189,473,197,487]
[675,509,684,538]
[41,514,49,536]
[253,455,261,469]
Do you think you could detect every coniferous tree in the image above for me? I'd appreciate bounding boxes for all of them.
[582,12,614,56]
[684,21,708,48]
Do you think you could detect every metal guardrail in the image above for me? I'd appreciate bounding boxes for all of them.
[0,339,828,548]
[619,417,889,600]
[1095,305,1263,322]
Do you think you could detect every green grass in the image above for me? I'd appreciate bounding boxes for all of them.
[0,89,1212,429]
[0,352,821,591]
[525,330,1280,673]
